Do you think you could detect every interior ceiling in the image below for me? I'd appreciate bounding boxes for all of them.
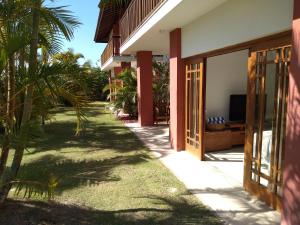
[121,0,228,55]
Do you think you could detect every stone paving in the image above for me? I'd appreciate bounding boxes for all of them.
[126,123,281,225]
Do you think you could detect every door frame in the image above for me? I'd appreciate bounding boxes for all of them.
[184,30,291,62]
[182,31,292,210]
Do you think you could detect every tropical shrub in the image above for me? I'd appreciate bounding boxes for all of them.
[106,61,169,119]
[53,52,109,104]
[107,69,137,117]
[84,67,109,101]
[153,61,170,117]
[0,0,84,204]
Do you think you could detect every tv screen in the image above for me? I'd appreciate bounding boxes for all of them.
[229,95,247,122]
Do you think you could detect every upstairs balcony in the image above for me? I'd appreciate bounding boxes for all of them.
[120,0,166,45]
[101,36,120,67]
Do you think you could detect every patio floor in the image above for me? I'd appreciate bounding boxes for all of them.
[126,123,281,225]
[205,148,244,186]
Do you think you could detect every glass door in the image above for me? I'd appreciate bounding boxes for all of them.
[244,46,291,210]
[185,60,205,160]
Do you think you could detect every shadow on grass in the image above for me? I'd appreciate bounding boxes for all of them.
[18,153,151,193]
[3,104,222,224]
[0,196,222,225]
[28,121,145,155]
[51,107,111,118]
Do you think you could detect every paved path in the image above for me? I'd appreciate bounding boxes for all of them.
[126,123,281,225]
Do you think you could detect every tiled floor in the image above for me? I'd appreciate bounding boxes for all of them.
[126,123,281,225]
[205,148,244,186]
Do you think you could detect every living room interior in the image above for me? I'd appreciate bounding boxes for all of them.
[204,47,279,187]
[204,49,248,183]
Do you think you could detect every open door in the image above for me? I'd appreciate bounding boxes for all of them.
[244,45,291,210]
[185,59,206,160]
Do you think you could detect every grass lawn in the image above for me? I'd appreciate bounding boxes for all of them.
[0,102,221,225]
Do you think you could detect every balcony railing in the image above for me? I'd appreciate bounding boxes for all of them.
[101,36,120,66]
[120,0,165,44]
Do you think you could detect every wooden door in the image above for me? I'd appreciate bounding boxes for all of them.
[185,60,206,160]
[244,45,291,210]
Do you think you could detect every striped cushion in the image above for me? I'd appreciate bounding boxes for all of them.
[207,116,225,125]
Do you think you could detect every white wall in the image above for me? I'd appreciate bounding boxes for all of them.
[182,0,293,58]
[206,50,248,121]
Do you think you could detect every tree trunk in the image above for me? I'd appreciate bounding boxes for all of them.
[0,1,41,205]
[15,48,26,128]
[0,136,10,179]
[0,54,15,180]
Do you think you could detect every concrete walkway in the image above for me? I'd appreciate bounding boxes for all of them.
[126,123,281,225]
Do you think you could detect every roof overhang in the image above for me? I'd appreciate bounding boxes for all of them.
[101,55,166,71]
[120,0,228,55]
[94,1,131,43]
[101,55,135,71]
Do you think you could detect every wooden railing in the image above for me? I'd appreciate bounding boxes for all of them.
[120,0,165,44]
[101,36,120,66]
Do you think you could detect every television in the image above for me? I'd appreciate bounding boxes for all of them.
[229,95,247,122]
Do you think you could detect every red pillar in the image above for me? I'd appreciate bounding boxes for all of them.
[169,28,185,151]
[282,1,300,224]
[114,67,122,76]
[121,62,131,70]
[136,51,153,126]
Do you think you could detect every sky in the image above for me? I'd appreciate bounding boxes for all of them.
[46,0,106,66]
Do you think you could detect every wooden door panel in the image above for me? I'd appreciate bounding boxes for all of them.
[185,61,205,160]
[244,46,291,210]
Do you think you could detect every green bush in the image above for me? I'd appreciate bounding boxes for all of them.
[107,61,170,119]
[109,69,137,117]
[85,68,109,101]
[58,67,109,107]
[153,61,170,116]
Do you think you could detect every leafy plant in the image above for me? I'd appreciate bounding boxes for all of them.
[14,172,59,201]
[105,62,169,120]
[106,69,137,117]
[83,67,109,101]
[0,0,85,204]
[153,61,170,117]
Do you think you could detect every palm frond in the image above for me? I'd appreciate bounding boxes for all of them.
[13,173,58,200]
[40,5,81,41]
[34,62,89,134]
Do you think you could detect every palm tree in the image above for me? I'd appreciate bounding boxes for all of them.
[0,0,30,185]
[53,48,84,64]
[0,0,84,204]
